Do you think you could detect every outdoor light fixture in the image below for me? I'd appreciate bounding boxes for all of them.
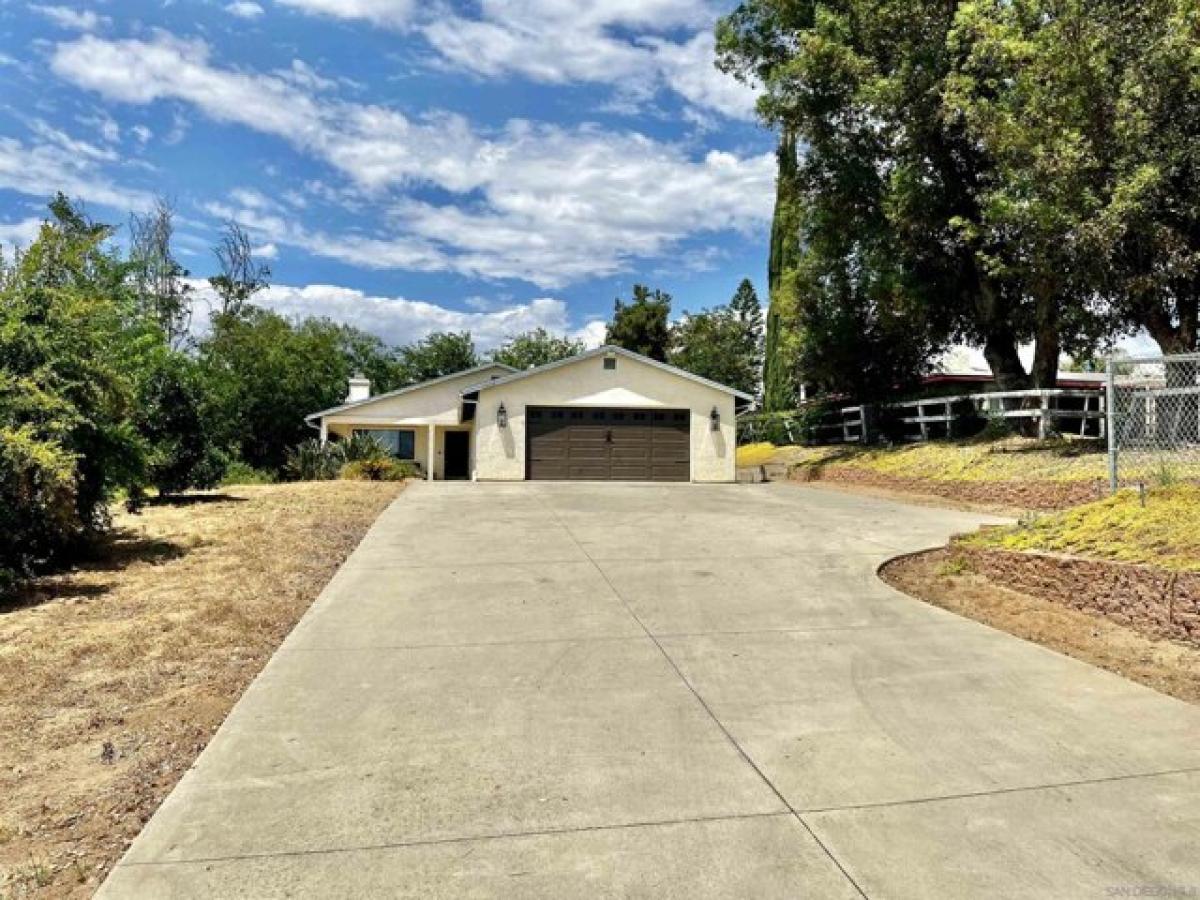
[497,402,508,429]
[710,406,720,432]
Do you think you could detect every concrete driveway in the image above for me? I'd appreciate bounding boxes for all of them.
[100,482,1200,898]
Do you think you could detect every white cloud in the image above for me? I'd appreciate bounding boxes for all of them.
[29,4,109,31]
[0,135,152,211]
[0,217,44,251]
[52,33,773,287]
[573,319,608,349]
[188,278,584,349]
[251,242,279,259]
[276,0,756,120]
[274,0,414,29]
[131,124,153,144]
[225,1,265,19]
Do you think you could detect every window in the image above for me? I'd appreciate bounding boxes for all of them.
[603,356,617,370]
[353,429,416,460]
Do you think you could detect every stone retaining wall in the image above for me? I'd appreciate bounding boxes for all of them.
[950,543,1200,644]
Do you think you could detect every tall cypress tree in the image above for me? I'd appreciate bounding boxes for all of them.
[762,130,801,411]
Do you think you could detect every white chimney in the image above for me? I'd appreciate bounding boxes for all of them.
[346,375,371,403]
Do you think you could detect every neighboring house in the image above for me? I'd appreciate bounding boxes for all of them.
[306,346,754,482]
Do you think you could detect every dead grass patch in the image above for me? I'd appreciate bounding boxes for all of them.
[0,481,403,897]
[881,548,1200,705]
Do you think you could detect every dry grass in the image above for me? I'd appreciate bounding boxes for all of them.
[960,484,1200,572]
[737,436,1121,482]
[882,548,1200,705]
[0,481,403,898]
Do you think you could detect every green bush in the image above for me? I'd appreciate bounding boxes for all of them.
[737,406,836,445]
[0,424,80,592]
[340,458,418,482]
[284,438,343,481]
[135,350,227,496]
[221,460,276,485]
[339,432,392,463]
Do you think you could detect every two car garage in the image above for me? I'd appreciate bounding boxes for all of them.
[526,406,691,482]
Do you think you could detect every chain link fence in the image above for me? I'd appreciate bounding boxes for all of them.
[1106,353,1200,492]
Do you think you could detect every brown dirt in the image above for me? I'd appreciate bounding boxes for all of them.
[0,481,403,898]
[881,548,1200,705]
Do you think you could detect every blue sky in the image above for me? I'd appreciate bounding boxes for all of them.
[0,0,776,349]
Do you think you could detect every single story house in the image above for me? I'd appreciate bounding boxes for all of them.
[306,345,754,482]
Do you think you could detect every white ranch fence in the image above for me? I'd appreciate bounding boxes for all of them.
[840,388,1105,444]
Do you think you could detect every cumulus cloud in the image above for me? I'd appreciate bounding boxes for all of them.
[0,217,45,251]
[187,278,600,350]
[53,33,774,287]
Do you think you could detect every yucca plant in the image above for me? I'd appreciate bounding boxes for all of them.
[284,438,343,481]
[339,432,392,463]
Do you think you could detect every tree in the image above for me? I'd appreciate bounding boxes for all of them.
[716,0,1080,390]
[394,331,478,385]
[133,349,226,497]
[491,328,584,369]
[728,278,764,393]
[0,195,146,582]
[669,280,764,395]
[129,197,194,349]
[946,0,1199,359]
[200,311,356,472]
[607,285,671,361]
[762,132,802,410]
[209,222,270,318]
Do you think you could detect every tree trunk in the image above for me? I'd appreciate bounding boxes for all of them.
[975,279,1030,391]
[1030,290,1060,390]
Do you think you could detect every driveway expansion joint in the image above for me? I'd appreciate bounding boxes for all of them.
[117,810,795,869]
[798,764,1200,817]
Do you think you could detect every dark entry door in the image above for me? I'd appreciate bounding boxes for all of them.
[526,407,689,481]
[443,431,470,480]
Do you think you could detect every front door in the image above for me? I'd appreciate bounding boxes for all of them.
[443,430,470,480]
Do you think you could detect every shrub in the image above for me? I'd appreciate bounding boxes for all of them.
[135,350,227,496]
[737,406,836,446]
[221,460,276,485]
[340,458,418,482]
[339,432,392,463]
[0,425,80,593]
[284,438,343,481]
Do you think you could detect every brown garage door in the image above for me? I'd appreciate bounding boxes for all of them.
[526,407,690,481]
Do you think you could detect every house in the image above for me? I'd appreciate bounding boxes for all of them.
[305,345,754,482]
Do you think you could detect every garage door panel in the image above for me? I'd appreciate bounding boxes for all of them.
[527,406,690,481]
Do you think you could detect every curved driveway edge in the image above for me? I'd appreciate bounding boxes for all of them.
[99,482,1200,898]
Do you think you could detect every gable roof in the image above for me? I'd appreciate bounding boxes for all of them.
[306,361,517,423]
[460,345,755,401]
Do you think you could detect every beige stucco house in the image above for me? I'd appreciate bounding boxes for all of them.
[306,346,753,482]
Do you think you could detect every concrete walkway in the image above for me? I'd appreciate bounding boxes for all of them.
[100,483,1200,898]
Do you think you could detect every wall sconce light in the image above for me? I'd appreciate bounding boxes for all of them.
[710,406,720,432]
[497,402,508,429]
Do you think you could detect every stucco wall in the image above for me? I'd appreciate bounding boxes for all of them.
[473,354,737,482]
[323,364,511,428]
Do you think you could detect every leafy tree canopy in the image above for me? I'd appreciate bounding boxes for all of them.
[395,331,478,385]
[607,285,672,361]
[491,328,584,370]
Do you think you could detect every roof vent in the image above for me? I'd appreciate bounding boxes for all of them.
[346,375,371,403]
